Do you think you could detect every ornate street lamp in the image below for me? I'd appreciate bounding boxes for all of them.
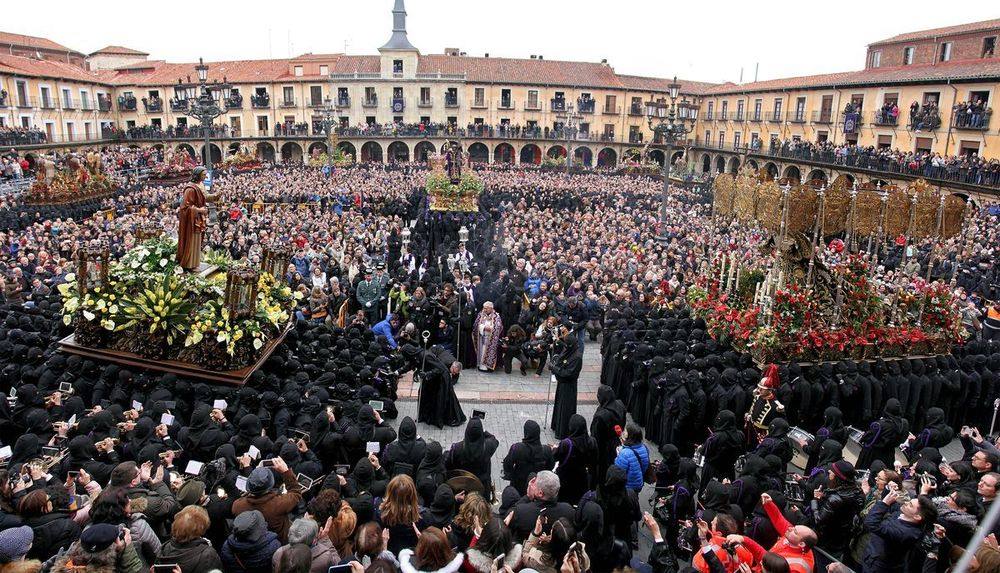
[318,96,338,174]
[182,58,231,176]
[556,103,582,174]
[646,76,695,244]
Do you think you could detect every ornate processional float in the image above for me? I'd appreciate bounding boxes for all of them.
[690,166,970,365]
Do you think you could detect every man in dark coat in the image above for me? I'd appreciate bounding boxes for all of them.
[590,385,626,484]
[549,326,583,439]
[502,419,555,495]
[380,416,426,478]
[415,344,466,429]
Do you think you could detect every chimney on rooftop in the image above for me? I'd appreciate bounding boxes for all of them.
[538,55,543,60]
[485,53,489,58]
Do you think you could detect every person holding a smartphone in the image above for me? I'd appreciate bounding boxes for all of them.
[232,457,302,543]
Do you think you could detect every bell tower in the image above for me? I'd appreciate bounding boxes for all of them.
[379,0,419,80]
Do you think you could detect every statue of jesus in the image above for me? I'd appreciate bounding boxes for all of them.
[176,167,218,271]
[446,142,463,183]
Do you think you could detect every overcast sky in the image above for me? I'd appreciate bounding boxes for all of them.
[14,0,983,84]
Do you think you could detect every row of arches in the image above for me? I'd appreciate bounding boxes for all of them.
[695,152,847,186]
[208,141,625,167]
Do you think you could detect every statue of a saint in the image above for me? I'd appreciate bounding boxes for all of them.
[176,167,218,271]
[446,142,463,183]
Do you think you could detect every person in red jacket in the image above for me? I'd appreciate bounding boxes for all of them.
[725,493,817,573]
[692,514,755,573]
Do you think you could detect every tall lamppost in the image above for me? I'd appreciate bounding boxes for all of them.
[646,77,694,244]
[557,103,581,174]
[318,96,338,175]
[183,58,230,177]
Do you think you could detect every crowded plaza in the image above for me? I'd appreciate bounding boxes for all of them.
[1,5,1000,573]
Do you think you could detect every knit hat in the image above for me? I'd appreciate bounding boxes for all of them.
[831,460,856,482]
[0,526,33,562]
[247,467,275,495]
[176,480,207,507]
[80,523,119,553]
[233,510,267,542]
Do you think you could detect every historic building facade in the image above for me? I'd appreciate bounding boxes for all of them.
[0,5,997,196]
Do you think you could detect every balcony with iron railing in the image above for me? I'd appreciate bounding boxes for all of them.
[280,97,297,108]
[766,111,784,123]
[143,98,163,113]
[789,111,807,124]
[225,94,244,110]
[170,98,188,112]
[734,111,745,122]
[872,109,899,126]
[951,110,992,131]
[472,98,488,110]
[16,97,33,109]
[335,96,351,108]
[308,98,326,108]
[524,100,541,111]
[417,97,433,108]
[251,94,270,108]
[444,95,459,108]
[98,97,112,112]
[750,112,763,122]
[628,133,645,144]
[551,98,566,112]
[705,111,714,120]
[40,97,56,110]
[80,101,93,111]
[719,111,728,121]
[811,110,834,125]
[329,72,381,80]
[362,96,378,108]
[497,99,515,111]
[118,96,137,112]
[577,99,595,114]
[62,97,76,110]
[390,98,405,112]
[629,104,643,116]
[603,105,621,115]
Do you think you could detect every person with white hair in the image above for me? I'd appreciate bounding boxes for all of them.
[472,301,503,372]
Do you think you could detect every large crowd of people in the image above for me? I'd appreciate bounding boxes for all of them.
[766,139,1000,187]
[0,147,997,573]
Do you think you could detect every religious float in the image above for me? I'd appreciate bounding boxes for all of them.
[24,152,116,205]
[689,167,969,365]
[306,131,355,168]
[221,146,263,172]
[147,148,198,185]
[57,237,300,384]
[425,142,483,212]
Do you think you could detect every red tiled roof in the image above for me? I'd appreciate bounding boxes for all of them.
[869,18,1000,47]
[106,59,293,86]
[0,31,79,55]
[703,58,1000,95]
[417,54,623,89]
[0,53,105,83]
[617,74,716,96]
[90,45,149,56]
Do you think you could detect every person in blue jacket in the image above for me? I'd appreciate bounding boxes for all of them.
[372,313,400,349]
[614,422,650,492]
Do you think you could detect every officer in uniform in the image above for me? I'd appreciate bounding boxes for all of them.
[356,267,380,324]
[373,262,390,321]
[746,363,784,447]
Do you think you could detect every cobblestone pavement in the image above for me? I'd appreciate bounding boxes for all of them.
[396,339,604,403]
